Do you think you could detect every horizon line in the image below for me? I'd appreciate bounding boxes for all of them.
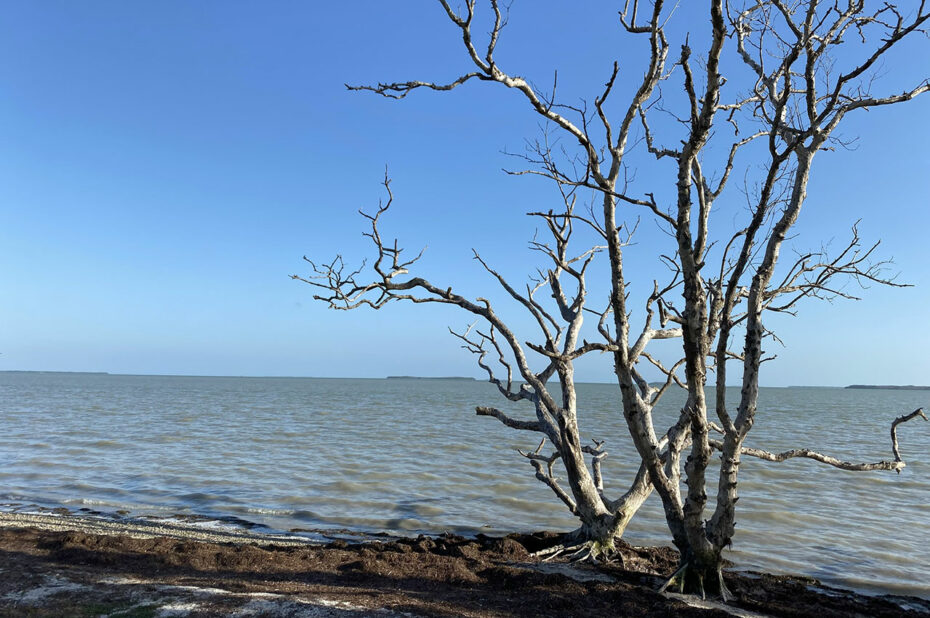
[0,369,852,388]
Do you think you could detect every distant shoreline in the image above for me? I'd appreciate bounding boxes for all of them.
[846,384,930,391]
[386,376,476,381]
[0,370,481,381]
[0,370,110,375]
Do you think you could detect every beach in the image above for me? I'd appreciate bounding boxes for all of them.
[1,511,928,617]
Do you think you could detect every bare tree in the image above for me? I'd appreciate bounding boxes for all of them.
[295,175,688,555]
[301,0,929,598]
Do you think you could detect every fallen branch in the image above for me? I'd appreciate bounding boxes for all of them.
[891,408,928,466]
[708,408,928,472]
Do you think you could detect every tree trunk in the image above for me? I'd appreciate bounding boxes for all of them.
[676,547,728,597]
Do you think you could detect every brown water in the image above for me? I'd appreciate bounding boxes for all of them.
[1,373,927,598]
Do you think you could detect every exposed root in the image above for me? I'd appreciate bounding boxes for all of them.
[531,543,573,561]
[659,562,730,603]
[718,564,732,603]
[659,562,689,595]
[533,541,596,563]
[567,543,596,562]
[531,539,622,564]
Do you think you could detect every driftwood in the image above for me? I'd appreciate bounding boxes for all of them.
[709,407,927,472]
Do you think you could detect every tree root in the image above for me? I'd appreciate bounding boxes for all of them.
[658,561,731,603]
[659,562,689,595]
[530,539,622,564]
[718,564,732,603]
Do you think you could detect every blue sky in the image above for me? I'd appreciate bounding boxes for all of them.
[1,1,927,386]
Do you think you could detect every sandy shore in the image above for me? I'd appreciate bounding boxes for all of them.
[0,511,324,546]
[0,511,927,617]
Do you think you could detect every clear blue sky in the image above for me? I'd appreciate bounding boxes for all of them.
[1,1,927,386]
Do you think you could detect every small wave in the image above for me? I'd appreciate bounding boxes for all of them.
[244,507,296,516]
[90,439,122,448]
[164,513,266,530]
[324,481,368,493]
[393,498,445,518]
[380,517,428,532]
[178,492,223,504]
[408,504,444,517]
[61,483,110,493]
[349,472,401,482]
[491,496,538,510]
[65,498,115,507]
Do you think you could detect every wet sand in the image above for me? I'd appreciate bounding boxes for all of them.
[0,512,927,617]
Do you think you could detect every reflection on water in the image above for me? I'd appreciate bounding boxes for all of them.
[1,373,928,598]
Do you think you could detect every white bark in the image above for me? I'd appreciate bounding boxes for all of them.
[304,0,930,591]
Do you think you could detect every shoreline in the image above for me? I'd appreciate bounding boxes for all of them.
[5,505,926,600]
[1,511,927,617]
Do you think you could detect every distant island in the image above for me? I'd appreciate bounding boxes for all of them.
[846,384,930,391]
[386,376,476,381]
[0,370,110,375]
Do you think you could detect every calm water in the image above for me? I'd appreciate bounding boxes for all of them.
[1,373,927,598]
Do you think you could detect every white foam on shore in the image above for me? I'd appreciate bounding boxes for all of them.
[2,576,86,604]
[155,602,203,616]
[0,511,323,547]
[94,576,403,617]
[244,507,297,516]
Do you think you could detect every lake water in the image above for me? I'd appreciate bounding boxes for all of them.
[1,372,927,598]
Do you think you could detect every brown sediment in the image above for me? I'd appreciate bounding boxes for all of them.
[0,514,926,617]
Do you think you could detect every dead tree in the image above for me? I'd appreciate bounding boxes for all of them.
[667,1,930,597]
[331,0,930,597]
[294,176,691,553]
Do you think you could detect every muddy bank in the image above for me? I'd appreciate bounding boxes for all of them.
[0,513,927,617]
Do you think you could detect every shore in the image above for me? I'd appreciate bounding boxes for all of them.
[0,512,927,617]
